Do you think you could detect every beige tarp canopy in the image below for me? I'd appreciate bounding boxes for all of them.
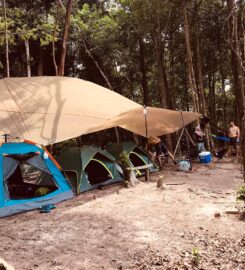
[96,107,199,137]
[0,76,200,145]
[0,76,139,145]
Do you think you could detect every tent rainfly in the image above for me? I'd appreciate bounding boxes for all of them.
[55,146,124,193]
[0,77,200,145]
[106,142,158,176]
[0,141,74,218]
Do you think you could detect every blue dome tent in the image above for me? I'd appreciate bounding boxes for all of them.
[0,141,74,218]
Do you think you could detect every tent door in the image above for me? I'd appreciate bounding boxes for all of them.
[85,158,113,185]
[129,152,148,175]
[4,154,58,200]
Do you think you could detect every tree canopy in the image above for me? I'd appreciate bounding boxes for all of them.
[0,0,244,152]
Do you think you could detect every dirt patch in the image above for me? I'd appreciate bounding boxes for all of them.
[0,161,244,269]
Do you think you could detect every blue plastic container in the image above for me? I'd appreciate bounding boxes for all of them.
[199,151,212,163]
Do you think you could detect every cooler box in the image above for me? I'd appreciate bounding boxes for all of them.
[199,151,212,163]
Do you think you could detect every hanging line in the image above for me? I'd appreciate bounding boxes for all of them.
[0,134,22,143]
[173,111,185,157]
[173,111,197,157]
[208,120,229,136]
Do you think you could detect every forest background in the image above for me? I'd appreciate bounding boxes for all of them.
[0,0,244,176]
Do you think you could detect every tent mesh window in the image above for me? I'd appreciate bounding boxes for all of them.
[4,153,58,200]
[85,153,113,185]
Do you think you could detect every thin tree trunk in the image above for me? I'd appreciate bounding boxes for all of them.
[169,29,175,107]
[139,37,149,106]
[221,72,227,127]
[38,46,44,76]
[208,74,216,122]
[151,6,173,151]
[52,0,60,76]
[82,38,119,143]
[128,71,135,101]
[152,29,173,151]
[152,32,169,109]
[24,39,31,77]
[58,0,72,76]
[82,39,113,90]
[3,0,9,77]
[194,22,214,149]
[183,3,199,112]
[227,0,245,181]
[195,35,206,114]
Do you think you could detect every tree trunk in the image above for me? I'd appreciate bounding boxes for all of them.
[3,0,10,77]
[194,18,214,149]
[221,72,228,126]
[128,71,135,101]
[52,0,60,76]
[152,32,169,108]
[183,3,199,112]
[82,39,113,90]
[37,46,44,76]
[152,8,173,152]
[81,38,120,143]
[169,29,175,107]
[24,39,31,77]
[58,0,72,76]
[152,31,173,151]
[208,74,216,122]
[139,37,149,106]
[195,34,206,114]
[227,0,245,181]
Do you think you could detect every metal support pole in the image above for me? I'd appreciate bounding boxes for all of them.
[143,105,150,181]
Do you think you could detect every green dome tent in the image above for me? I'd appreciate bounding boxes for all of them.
[55,146,124,194]
[106,142,158,176]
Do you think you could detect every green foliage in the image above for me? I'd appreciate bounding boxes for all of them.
[0,0,240,131]
[0,3,60,48]
[119,151,131,181]
[192,247,201,265]
[35,187,50,197]
[237,186,245,202]
[119,151,131,170]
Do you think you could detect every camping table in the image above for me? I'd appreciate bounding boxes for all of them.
[127,163,153,181]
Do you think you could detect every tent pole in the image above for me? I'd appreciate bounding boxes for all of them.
[180,111,195,156]
[144,105,148,141]
[4,134,8,142]
[185,128,196,147]
[114,127,120,144]
[173,128,185,157]
[144,105,150,181]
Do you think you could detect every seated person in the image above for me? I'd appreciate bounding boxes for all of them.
[147,137,168,169]
[194,123,205,153]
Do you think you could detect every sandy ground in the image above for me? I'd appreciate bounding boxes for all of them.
[0,160,244,270]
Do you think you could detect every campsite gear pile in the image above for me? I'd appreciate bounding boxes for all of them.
[177,160,192,171]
